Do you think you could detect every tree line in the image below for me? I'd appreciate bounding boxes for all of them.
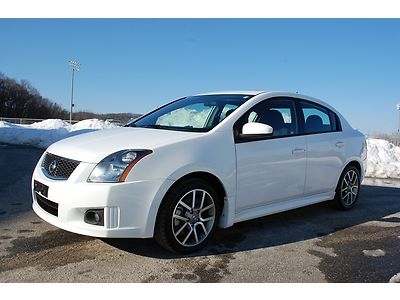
[0,72,140,122]
[0,72,68,119]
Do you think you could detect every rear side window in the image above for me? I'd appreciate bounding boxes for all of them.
[329,111,342,131]
[300,101,334,134]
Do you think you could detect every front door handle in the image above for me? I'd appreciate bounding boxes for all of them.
[292,148,306,155]
[335,141,345,148]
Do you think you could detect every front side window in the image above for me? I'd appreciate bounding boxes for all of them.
[235,98,298,139]
[300,101,333,134]
[129,94,252,132]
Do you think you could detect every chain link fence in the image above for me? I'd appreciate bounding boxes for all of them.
[0,117,79,125]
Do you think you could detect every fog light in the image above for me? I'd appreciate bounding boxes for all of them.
[84,209,104,226]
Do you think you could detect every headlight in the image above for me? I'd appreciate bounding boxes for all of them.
[87,149,152,183]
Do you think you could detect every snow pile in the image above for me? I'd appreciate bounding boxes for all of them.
[28,119,70,129]
[365,139,400,179]
[0,119,118,149]
[72,119,116,130]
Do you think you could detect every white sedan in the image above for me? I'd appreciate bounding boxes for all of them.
[32,91,367,253]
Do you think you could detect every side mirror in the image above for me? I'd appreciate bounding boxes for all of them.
[242,122,273,136]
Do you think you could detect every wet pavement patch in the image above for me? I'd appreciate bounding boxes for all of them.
[0,229,104,274]
[17,229,35,233]
[77,268,93,275]
[7,229,93,255]
[192,253,234,282]
[17,229,35,234]
[309,225,400,282]
[170,253,235,282]
[0,211,6,216]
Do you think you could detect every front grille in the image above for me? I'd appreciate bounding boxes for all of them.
[35,192,58,216]
[41,152,80,180]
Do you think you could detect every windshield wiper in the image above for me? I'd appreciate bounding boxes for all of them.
[135,124,206,132]
[141,124,172,130]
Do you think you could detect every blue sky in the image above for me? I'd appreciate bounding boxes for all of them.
[0,18,399,134]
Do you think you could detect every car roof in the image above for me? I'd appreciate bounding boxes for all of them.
[194,90,341,117]
[195,90,263,96]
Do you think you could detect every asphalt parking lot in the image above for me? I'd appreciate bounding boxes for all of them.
[0,144,399,282]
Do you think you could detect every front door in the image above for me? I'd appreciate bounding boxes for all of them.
[234,98,307,212]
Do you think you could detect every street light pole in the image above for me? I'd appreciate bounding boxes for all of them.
[68,60,81,124]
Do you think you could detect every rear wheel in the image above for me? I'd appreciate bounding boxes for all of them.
[334,165,360,210]
[154,179,220,253]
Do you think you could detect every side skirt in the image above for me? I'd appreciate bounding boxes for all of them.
[233,191,335,224]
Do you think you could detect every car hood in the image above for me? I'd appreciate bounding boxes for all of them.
[46,127,198,163]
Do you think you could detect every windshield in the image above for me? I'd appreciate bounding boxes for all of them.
[128,94,253,132]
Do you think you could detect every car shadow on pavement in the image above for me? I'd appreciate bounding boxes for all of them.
[103,184,400,259]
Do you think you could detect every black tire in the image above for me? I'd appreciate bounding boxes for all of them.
[154,178,221,253]
[334,165,361,210]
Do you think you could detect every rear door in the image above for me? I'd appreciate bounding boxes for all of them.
[298,100,346,195]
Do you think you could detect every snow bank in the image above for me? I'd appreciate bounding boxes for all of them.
[28,119,70,129]
[0,119,118,149]
[71,119,116,130]
[365,139,400,179]
[1,119,400,179]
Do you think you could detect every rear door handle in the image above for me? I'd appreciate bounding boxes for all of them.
[335,141,345,148]
[292,148,306,155]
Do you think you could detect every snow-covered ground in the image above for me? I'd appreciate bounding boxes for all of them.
[0,119,400,179]
[0,119,119,149]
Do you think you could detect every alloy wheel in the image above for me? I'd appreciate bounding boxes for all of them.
[340,169,359,206]
[171,189,216,247]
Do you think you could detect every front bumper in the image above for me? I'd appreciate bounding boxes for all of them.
[32,159,173,238]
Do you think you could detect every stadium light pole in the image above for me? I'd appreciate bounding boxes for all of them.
[68,60,81,124]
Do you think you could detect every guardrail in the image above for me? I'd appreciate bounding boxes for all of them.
[0,117,79,125]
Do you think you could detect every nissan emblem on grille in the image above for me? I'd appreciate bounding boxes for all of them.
[41,153,80,180]
[48,160,58,175]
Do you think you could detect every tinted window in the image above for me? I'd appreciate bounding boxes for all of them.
[300,101,333,134]
[236,98,298,138]
[329,111,342,131]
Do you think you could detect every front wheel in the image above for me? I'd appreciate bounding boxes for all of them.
[334,165,361,210]
[154,179,220,253]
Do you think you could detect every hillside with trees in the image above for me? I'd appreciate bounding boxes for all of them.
[0,72,140,122]
[0,73,68,119]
